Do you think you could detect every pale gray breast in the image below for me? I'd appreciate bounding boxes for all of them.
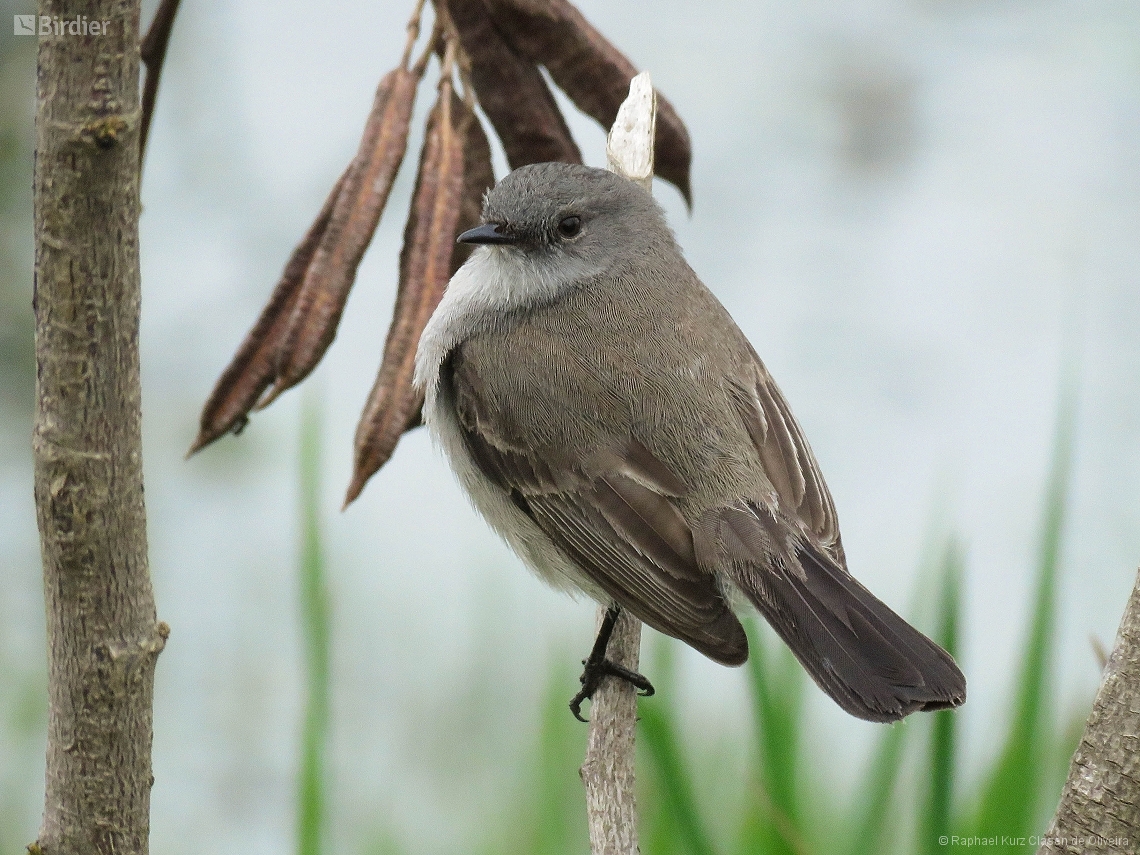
[452,265,776,518]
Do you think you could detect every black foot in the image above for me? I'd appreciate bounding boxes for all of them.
[569,606,655,722]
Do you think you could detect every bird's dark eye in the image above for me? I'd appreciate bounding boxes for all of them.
[557,216,582,239]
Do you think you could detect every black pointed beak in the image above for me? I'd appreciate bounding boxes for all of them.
[457,223,516,245]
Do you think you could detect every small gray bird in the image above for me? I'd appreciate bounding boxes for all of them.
[413,162,965,722]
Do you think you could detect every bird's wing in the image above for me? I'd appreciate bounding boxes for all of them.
[707,345,965,721]
[728,342,843,559]
[444,348,748,666]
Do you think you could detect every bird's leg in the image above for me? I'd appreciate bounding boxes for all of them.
[569,605,655,722]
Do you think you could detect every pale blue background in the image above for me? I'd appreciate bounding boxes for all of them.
[1,0,1138,851]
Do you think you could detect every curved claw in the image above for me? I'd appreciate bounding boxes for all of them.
[568,605,656,721]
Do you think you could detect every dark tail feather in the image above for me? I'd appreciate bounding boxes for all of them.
[739,543,966,722]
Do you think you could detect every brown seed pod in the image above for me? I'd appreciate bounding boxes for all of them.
[264,64,421,404]
[450,94,496,275]
[188,168,348,456]
[372,95,495,450]
[345,80,468,506]
[484,0,692,205]
[444,0,582,169]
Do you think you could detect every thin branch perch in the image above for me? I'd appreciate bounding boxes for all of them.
[578,71,658,855]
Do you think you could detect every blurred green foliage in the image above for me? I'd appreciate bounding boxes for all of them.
[0,54,1094,842]
[297,396,332,855]
[0,1,1110,848]
[335,383,1087,854]
[968,387,1074,850]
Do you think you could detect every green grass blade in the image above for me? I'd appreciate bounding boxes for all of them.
[845,718,911,855]
[639,706,718,855]
[922,538,964,855]
[526,657,589,855]
[297,396,332,855]
[847,535,963,855]
[639,638,719,855]
[971,383,1076,850]
[639,637,682,854]
[362,827,404,855]
[737,620,805,855]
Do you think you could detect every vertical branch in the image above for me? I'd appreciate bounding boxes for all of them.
[139,0,181,161]
[579,71,657,855]
[1037,567,1140,854]
[32,1,167,854]
[580,608,644,855]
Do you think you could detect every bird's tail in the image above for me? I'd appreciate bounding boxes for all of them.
[705,503,966,722]
[743,543,965,721]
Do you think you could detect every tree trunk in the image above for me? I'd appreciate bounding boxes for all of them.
[1037,567,1140,854]
[32,2,167,854]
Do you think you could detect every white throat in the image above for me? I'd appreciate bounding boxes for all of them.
[413,243,603,394]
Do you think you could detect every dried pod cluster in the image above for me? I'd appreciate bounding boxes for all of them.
[190,65,421,454]
[347,84,479,505]
[481,0,691,203]
[191,0,694,505]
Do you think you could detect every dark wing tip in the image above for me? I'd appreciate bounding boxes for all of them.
[683,609,748,667]
[708,503,966,722]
